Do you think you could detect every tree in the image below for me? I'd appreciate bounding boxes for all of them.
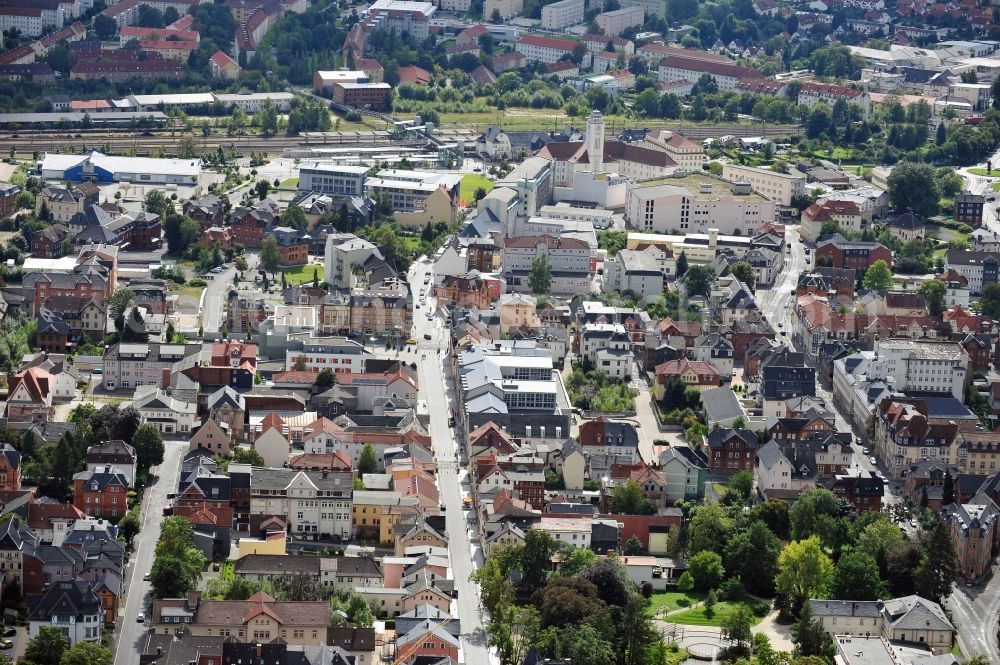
[688,502,733,556]
[862,260,893,291]
[59,642,112,665]
[730,262,756,290]
[791,600,834,659]
[750,499,791,540]
[942,470,954,505]
[118,509,140,545]
[358,443,377,475]
[727,470,754,503]
[676,570,694,592]
[720,605,754,653]
[832,549,886,600]
[533,576,605,627]
[133,423,165,476]
[521,529,558,593]
[150,555,190,597]
[914,517,958,603]
[683,264,716,298]
[282,205,307,232]
[488,602,539,665]
[314,368,336,390]
[976,282,1000,319]
[608,480,656,515]
[918,279,946,317]
[144,189,173,219]
[260,236,281,275]
[676,250,688,277]
[94,14,117,39]
[293,355,308,372]
[24,626,69,665]
[555,547,597,577]
[776,536,834,611]
[688,550,725,591]
[528,253,553,295]
[887,162,941,218]
[725,520,782,596]
[624,535,643,555]
[232,447,264,466]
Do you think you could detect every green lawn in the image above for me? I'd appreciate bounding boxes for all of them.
[669,598,768,627]
[173,284,205,301]
[459,174,494,204]
[991,182,1000,192]
[282,263,324,285]
[647,590,706,616]
[968,168,992,176]
[279,177,299,188]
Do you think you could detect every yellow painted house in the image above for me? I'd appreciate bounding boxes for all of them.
[352,490,420,545]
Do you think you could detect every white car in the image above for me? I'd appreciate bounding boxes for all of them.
[869,456,877,465]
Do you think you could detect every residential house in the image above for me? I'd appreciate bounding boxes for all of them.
[702,429,758,473]
[825,472,884,513]
[942,501,998,582]
[653,359,720,399]
[27,580,103,646]
[809,596,954,655]
[85,440,136,486]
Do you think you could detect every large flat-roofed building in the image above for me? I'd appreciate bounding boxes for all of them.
[40,150,201,185]
[366,0,435,40]
[595,6,644,36]
[625,173,775,235]
[331,82,391,110]
[484,0,521,19]
[873,339,969,400]
[539,204,614,229]
[495,157,553,217]
[298,163,368,197]
[365,169,462,212]
[214,92,294,112]
[722,164,806,207]
[540,0,584,30]
[313,70,369,95]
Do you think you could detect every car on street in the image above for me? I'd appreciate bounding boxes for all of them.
[909,519,917,528]
[0,639,12,649]
[211,266,223,274]
[93,367,103,375]
[869,456,877,465]
[862,447,870,455]
[143,572,151,581]
[137,613,145,623]
[424,333,432,340]
[2,628,14,637]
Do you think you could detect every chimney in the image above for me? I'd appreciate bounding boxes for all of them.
[256,644,262,659]
[161,368,170,388]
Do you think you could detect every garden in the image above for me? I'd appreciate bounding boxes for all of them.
[565,362,635,413]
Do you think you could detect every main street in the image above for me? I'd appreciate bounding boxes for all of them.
[201,252,259,334]
[756,225,901,504]
[113,440,187,665]
[406,257,497,665]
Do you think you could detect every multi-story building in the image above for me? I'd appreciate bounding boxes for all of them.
[249,467,353,541]
[484,0,521,18]
[625,173,776,235]
[331,82,391,110]
[874,398,961,479]
[955,191,985,225]
[953,431,1000,475]
[100,342,200,391]
[580,323,632,380]
[27,581,103,646]
[297,163,367,198]
[85,440,136,486]
[0,444,21,492]
[657,54,762,92]
[825,472,884,513]
[945,250,1000,295]
[873,339,968,400]
[943,502,998,582]
[603,249,664,303]
[366,0,435,41]
[539,0,583,30]
[0,183,19,218]
[502,234,593,295]
[268,227,310,267]
[515,34,578,64]
[228,205,276,248]
[721,164,806,207]
[702,428,758,473]
[284,334,367,374]
[318,279,411,337]
[150,592,332,643]
[595,6,643,36]
[72,465,129,519]
[815,236,893,270]
[801,199,867,242]
[641,130,705,171]
[798,82,871,118]
[809,596,955,655]
[365,169,461,213]
[324,233,381,290]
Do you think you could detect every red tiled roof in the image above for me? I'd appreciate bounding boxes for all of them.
[659,54,763,80]
[517,34,577,52]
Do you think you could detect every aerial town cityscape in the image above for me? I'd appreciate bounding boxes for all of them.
[3,0,1000,664]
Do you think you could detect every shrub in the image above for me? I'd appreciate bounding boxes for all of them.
[677,571,694,593]
[718,576,744,601]
[188,278,208,287]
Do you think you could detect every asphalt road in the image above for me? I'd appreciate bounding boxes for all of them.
[201,253,258,334]
[947,563,1000,663]
[406,258,497,665]
[113,441,188,665]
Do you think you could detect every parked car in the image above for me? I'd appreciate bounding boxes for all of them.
[869,456,877,465]
[424,333,432,340]
[0,639,12,649]
[2,628,14,637]
[136,613,145,623]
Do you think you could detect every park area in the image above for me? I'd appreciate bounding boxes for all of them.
[459,174,493,205]
[648,589,769,627]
